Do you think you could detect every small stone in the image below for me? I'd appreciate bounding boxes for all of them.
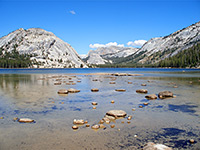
[134,135,138,138]
[72,125,78,130]
[13,117,18,121]
[92,102,98,105]
[85,124,90,127]
[143,102,148,105]
[127,121,131,124]
[99,120,104,124]
[128,82,132,84]
[110,124,115,128]
[132,108,136,111]
[121,121,125,124]
[73,119,84,125]
[84,120,88,124]
[189,139,195,143]
[173,85,178,88]
[109,82,116,84]
[91,124,100,130]
[77,81,81,83]
[93,106,96,109]
[18,118,34,123]
[111,100,115,104]
[91,88,99,92]
[145,94,157,100]
[71,83,76,85]
[61,102,64,104]
[139,105,143,108]
[68,88,80,93]
[127,115,132,120]
[115,89,126,92]
[54,82,61,85]
[103,117,110,124]
[99,124,106,129]
[141,84,147,86]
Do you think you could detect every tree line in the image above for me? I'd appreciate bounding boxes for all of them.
[158,43,200,68]
[0,47,32,68]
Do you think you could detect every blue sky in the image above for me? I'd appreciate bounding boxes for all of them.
[0,0,200,55]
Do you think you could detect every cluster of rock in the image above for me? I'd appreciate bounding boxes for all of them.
[72,110,130,131]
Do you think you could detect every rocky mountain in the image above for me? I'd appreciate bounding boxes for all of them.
[84,46,139,65]
[85,21,200,66]
[0,28,87,68]
[123,21,200,65]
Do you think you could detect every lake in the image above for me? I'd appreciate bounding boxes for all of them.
[0,68,200,150]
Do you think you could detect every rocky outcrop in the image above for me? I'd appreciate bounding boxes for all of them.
[0,28,87,68]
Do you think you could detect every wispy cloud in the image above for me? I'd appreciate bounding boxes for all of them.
[127,40,147,47]
[89,42,124,49]
[69,10,76,15]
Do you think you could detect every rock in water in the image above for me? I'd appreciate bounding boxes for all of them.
[18,118,34,123]
[106,110,127,118]
[145,94,158,100]
[68,88,80,93]
[73,119,85,125]
[158,91,173,99]
[115,89,126,92]
[143,142,172,150]
[57,89,68,94]
[136,89,148,94]
[91,88,99,92]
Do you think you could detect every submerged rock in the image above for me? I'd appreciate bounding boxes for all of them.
[145,94,157,100]
[115,89,126,92]
[91,124,100,130]
[136,89,148,94]
[68,88,80,93]
[143,142,172,150]
[18,118,34,123]
[158,91,173,99]
[106,110,127,118]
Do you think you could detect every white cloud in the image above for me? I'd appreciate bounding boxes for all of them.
[127,40,147,47]
[69,10,76,15]
[89,42,124,49]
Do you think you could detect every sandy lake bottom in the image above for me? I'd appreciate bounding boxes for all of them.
[0,70,200,150]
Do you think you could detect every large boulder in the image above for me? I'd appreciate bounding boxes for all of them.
[106,110,127,118]
[158,91,173,99]
[143,142,172,150]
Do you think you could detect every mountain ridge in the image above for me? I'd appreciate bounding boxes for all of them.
[0,28,87,68]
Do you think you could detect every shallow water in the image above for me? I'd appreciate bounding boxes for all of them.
[0,68,200,150]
